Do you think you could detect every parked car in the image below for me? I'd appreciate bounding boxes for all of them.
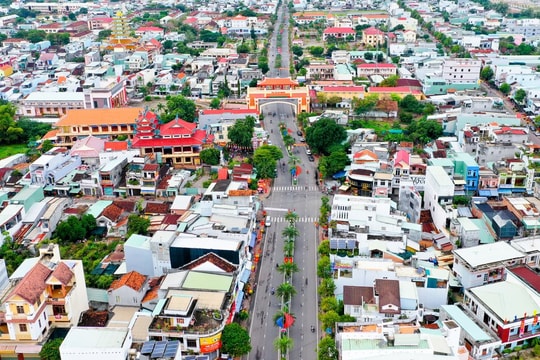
[305,148,312,155]
[308,155,315,162]
[297,130,303,136]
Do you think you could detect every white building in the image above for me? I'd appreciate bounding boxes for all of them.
[60,327,132,360]
[424,166,454,231]
[150,231,176,276]
[453,241,525,289]
[442,59,481,87]
[29,151,82,186]
[124,234,154,276]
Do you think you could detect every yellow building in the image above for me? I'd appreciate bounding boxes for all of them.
[55,107,143,147]
[362,27,385,46]
[320,86,365,101]
[0,64,13,78]
[246,78,310,113]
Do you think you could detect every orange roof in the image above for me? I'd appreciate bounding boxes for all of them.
[42,129,58,140]
[56,108,143,127]
[104,141,128,151]
[258,77,299,87]
[109,271,147,291]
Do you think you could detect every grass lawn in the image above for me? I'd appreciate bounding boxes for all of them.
[0,143,28,159]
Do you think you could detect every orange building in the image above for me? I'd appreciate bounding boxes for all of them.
[55,107,143,147]
[246,77,310,114]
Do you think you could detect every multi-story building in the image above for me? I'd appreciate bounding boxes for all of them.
[424,166,454,231]
[1,245,88,344]
[493,159,528,195]
[99,155,128,196]
[55,108,141,147]
[442,58,482,89]
[305,64,335,81]
[323,27,356,41]
[453,241,524,289]
[356,63,397,78]
[20,92,86,118]
[449,151,480,193]
[362,27,385,46]
[131,112,213,168]
[29,150,82,186]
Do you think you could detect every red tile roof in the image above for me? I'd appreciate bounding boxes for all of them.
[145,202,170,214]
[375,279,400,314]
[363,27,384,35]
[143,163,160,172]
[101,204,124,222]
[357,63,396,69]
[9,263,52,304]
[258,77,299,87]
[163,214,181,225]
[160,118,197,136]
[180,252,237,272]
[50,262,74,286]
[509,266,540,293]
[104,141,128,151]
[322,86,364,92]
[109,271,147,292]
[324,27,355,34]
[112,200,136,213]
[132,129,210,148]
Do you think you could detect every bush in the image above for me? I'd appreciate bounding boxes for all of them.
[202,179,212,188]
[144,96,152,101]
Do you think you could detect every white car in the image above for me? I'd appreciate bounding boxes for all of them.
[306,148,312,155]
[265,219,272,227]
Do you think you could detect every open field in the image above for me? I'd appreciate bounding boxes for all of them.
[0,144,28,160]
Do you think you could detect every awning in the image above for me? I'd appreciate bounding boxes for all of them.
[69,188,80,194]
[249,231,257,248]
[240,267,251,284]
[498,188,512,194]
[15,345,41,354]
[234,290,244,313]
[153,298,167,317]
[332,171,347,179]
[479,189,498,197]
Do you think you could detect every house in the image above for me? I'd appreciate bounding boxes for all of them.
[60,327,133,360]
[35,52,58,70]
[124,234,154,276]
[453,241,525,289]
[69,136,105,166]
[1,245,88,344]
[29,150,82,186]
[55,108,142,147]
[323,27,356,41]
[21,91,86,118]
[424,166,454,231]
[108,271,148,307]
[356,63,397,78]
[99,155,128,196]
[362,27,385,46]
[170,195,194,215]
[135,26,165,40]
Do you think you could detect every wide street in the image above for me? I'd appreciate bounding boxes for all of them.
[247,3,322,360]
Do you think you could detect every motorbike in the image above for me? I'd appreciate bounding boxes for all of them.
[311,326,315,333]
[271,287,275,295]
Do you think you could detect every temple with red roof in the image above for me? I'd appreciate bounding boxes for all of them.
[131,110,213,168]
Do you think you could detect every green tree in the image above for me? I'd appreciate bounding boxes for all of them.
[282,225,299,241]
[199,148,221,165]
[161,95,197,122]
[319,150,350,178]
[317,256,332,278]
[253,145,282,179]
[284,210,299,224]
[379,75,399,87]
[81,214,97,237]
[291,45,303,57]
[318,239,330,256]
[364,52,373,60]
[68,12,77,21]
[39,338,62,360]
[514,88,527,103]
[320,296,339,313]
[228,116,256,147]
[305,117,347,155]
[221,323,252,357]
[318,278,336,298]
[0,104,22,144]
[407,118,443,145]
[276,282,296,301]
[318,336,338,360]
[480,66,494,81]
[55,216,86,244]
[321,310,340,332]
[209,97,221,109]
[41,139,54,153]
[277,262,299,277]
[308,46,324,57]
[353,93,379,117]
[399,95,424,114]
[17,119,51,142]
[499,82,511,95]
[127,215,150,236]
[274,335,294,356]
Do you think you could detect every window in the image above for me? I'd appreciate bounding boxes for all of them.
[19,324,27,332]
[187,339,197,347]
[16,306,24,314]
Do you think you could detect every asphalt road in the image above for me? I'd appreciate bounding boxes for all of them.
[247,5,322,360]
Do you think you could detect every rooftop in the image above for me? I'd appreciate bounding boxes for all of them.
[181,271,233,292]
[441,305,492,342]
[56,108,143,126]
[60,327,130,349]
[453,241,524,268]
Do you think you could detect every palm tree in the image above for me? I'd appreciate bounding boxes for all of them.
[283,240,295,257]
[283,134,295,148]
[277,262,299,277]
[284,211,299,224]
[288,155,300,168]
[282,226,299,241]
[276,282,297,302]
[274,335,294,356]
[156,102,165,114]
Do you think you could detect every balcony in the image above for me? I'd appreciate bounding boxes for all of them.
[149,309,225,336]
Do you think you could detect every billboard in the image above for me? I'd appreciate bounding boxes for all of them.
[200,332,222,353]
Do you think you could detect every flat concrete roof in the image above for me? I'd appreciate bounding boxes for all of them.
[61,326,129,349]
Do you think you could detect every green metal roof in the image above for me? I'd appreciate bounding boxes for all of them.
[182,272,233,292]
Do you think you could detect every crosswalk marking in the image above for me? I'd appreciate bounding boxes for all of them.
[266,216,318,223]
[272,186,319,192]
